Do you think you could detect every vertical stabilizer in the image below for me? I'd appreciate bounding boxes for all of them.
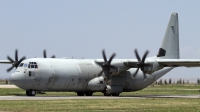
[157,13,179,59]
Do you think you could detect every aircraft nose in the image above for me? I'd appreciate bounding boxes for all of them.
[9,73,25,87]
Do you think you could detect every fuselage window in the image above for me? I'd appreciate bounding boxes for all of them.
[18,63,24,67]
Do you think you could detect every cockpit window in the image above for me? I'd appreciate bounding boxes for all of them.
[18,63,24,67]
[24,64,28,67]
[28,62,38,69]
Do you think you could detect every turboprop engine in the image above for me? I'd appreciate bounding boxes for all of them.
[87,76,106,91]
[143,60,164,74]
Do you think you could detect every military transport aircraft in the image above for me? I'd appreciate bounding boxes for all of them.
[1,12,200,96]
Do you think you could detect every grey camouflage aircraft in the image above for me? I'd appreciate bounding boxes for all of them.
[1,12,200,96]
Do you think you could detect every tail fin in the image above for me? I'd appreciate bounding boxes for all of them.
[157,12,179,59]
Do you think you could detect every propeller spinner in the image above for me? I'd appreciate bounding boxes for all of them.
[7,50,26,72]
[95,49,117,80]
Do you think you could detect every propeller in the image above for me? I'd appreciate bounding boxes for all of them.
[7,50,26,72]
[95,49,117,79]
[132,49,149,79]
[43,49,56,58]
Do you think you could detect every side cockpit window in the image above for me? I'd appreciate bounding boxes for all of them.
[28,62,38,69]
[18,63,24,67]
[24,64,28,67]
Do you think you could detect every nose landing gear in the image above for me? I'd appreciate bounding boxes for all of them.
[26,90,36,96]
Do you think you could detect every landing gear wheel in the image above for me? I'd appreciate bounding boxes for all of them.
[103,92,111,96]
[26,90,36,96]
[77,92,84,96]
[85,92,93,96]
[111,93,120,96]
[26,90,30,96]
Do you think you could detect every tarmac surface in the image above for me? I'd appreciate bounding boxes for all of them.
[0,85,200,100]
[0,95,199,100]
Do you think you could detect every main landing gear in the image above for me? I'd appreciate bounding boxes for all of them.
[104,92,120,96]
[77,92,93,96]
[26,90,36,96]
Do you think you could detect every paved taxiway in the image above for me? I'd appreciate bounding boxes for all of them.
[0,95,199,100]
[0,85,18,88]
[0,85,199,100]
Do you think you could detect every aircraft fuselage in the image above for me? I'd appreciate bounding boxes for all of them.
[9,58,173,96]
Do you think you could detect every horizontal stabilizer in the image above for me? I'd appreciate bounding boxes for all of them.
[157,59,200,67]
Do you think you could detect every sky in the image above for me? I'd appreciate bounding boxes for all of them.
[0,1,200,81]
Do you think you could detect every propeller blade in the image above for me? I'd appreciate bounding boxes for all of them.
[7,66,14,72]
[97,70,104,76]
[96,49,116,79]
[102,50,107,62]
[108,53,116,64]
[17,56,26,65]
[43,49,47,58]
[132,68,139,78]
[133,49,150,80]
[15,49,18,62]
[95,61,102,66]
[6,49,26,72]
[142,50,149,63]
[134,49,141,61]
[7,56,14,62]
[143,71,147,79]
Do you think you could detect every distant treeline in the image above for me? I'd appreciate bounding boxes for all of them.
[154,78,200,85]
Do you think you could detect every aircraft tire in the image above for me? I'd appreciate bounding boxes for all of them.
[30,90,36,96]
[26,90,30,96]
[111,93,120,96]
[26,90,36,96]
[103,92,111,96]
[77,92,84,96]
[85,92,93,96]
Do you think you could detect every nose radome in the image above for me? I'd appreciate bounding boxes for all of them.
[9,73,15,83]
[9,73,25,87]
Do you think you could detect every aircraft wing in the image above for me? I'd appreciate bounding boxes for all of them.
[124,59,200,68]
[0,60,12,64]
[156,59,200,67]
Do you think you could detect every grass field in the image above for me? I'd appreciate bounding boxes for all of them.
[0,84,200,111]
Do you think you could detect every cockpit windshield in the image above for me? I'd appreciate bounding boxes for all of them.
[18,63,24,67]
[18,63,29,68]
[28,62,38,69]
[24,63,28,67]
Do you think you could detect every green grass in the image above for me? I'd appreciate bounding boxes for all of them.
[0,84,200,111]
[0,98,199,111]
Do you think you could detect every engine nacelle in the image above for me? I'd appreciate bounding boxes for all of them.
[144,60,164,74]
[87,76,106,91]
[110,61,130,73]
